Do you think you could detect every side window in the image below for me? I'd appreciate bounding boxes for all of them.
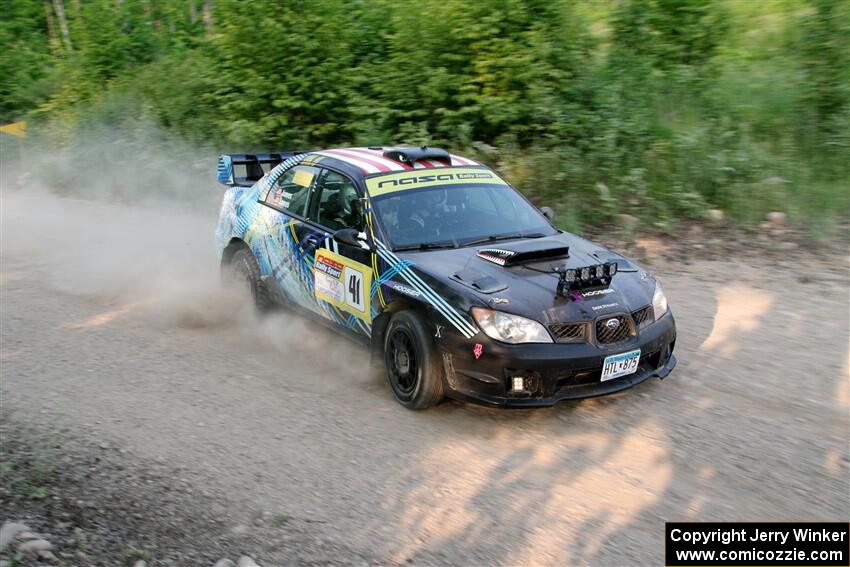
[262,165,320,217]
[310,170,364,232]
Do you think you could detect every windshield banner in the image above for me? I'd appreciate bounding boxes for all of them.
[365,167,508,197]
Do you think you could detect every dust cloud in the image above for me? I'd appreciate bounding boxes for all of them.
[0,129,343,364]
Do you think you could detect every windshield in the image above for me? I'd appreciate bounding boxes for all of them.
[369,180,557,249]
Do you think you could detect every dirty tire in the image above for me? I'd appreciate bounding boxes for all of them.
[228,247,273,311]
[383,310,444,409]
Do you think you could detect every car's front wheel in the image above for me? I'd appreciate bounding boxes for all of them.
[226,247,272,311]
[383,310,444,409]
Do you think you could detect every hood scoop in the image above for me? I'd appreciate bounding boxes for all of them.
[476,243,569,267]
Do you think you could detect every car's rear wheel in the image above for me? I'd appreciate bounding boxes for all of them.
[227,247,272,311]
[383,310,444,409]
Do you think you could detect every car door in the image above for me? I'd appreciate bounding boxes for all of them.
[304,168,374,338]
[256,162,325,312]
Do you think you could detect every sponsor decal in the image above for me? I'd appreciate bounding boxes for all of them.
[377,172,493,189]
[570,288,615,302]
[490,296,509,305]
[473,343,483,359]
[581,288,615,297]
[385,281,422,298]
[365,167,509,196]
[314,249,372,322]
[315,256,343,279]
[292,169,315,188]
[592,302,619,311]
[315,255,344,303]
[434,324,444,339]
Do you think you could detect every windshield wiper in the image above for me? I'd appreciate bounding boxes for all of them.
[461,232,547,247]
[393,241,457,252]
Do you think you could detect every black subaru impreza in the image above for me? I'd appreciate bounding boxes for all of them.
[215,146,676,408]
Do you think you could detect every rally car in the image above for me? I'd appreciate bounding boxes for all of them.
[215,146,676,408]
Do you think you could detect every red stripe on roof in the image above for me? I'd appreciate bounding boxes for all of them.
[422,159,446,168]
[450,154,477,166]
[318,149,384,173]
[347,147,412,171]
[323,147,478,171]
[328,148,396,172]
[356,147,413,170]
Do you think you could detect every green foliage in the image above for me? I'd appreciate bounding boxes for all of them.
[0,437,58,503]
[0,1,57,120]
[797,0,850,134]
[73,528,89,551]
[121,546,152,566]
[29,485,48,499]
[2,0,848,233]
[612,0,730,68]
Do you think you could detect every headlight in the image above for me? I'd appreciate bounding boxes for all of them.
[652,281,668,320]
[471,308,553,344]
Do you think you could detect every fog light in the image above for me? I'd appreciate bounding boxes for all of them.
[511,376,525,392]
[595,264,605,278]
[580,267,590,281]
[565,269,576,283]
[608,262,618,276]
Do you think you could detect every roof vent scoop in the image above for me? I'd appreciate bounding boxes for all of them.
[477,245,570,267]
[383,146,452,165]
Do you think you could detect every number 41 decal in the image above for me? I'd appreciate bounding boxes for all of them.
[344,267,365,312]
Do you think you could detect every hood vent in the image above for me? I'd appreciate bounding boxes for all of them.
[476,244,569,267]
[451,268,507,294]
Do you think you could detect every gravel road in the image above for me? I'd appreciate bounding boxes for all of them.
[2,190,848,566]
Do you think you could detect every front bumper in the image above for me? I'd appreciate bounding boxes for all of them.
[440,312,677,407]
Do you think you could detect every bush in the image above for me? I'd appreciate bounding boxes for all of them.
[3,0,848,236]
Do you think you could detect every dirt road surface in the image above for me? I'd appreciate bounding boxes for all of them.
[2,190,848,566]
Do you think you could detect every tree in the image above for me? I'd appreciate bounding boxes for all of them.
[611,0,729,68]
[0,0,55,120]
[799,0,850,133]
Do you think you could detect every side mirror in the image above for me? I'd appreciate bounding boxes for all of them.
[333,228,367,248]
[540,206,556,222]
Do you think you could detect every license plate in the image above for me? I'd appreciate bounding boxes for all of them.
[600,349,641,382]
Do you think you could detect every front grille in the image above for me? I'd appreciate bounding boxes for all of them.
[549,322,586,343]
[595,315,634,345]
[631,305,653,328]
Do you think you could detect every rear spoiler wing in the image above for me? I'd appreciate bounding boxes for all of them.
[217,152,304,187]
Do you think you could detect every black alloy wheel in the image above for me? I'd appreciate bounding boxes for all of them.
[387,327,419,397]
[382,310,445,409]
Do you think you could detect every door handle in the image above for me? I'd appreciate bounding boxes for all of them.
[302,233,323,249]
